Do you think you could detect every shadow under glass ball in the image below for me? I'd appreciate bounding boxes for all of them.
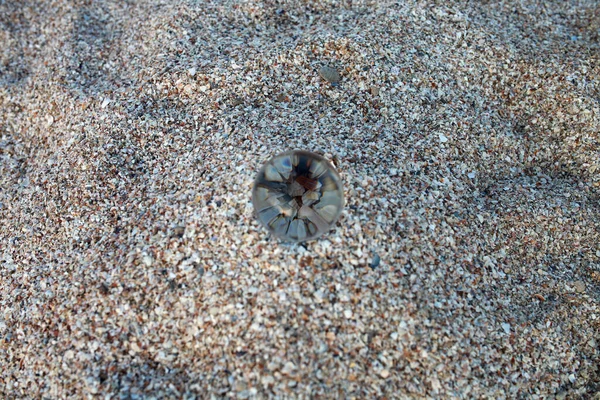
[252,150,345,242]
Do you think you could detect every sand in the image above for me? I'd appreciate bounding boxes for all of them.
[1,0,599,398]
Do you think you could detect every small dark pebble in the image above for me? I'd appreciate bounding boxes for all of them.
[319,65,341,83]
[275,93,290,102]
[172,225,185,238]
[370,253,381,269]
[99,283,110,295]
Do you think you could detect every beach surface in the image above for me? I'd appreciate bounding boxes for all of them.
[1,0,599,398]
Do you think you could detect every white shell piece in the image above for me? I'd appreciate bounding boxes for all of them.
[264,164,284,182]
[280,200,299,219]
[302,190,320,207]
[317,191,340,207]
[297,205,312,219]
[298,206,330,232]
[291,153,300,166]
[296,220,307,241]
[320,176,337,192]
[258,206,280,224]
[315,204,338,222]
[309,161,328,178]
[306,221,317,235]
[254,187,270,200]
[273,156,293,179]
[288,219,300,238]
[256,191,287,212]
[272,216,289,236]
[287,180,305,197]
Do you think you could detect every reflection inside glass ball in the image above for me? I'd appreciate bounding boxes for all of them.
[252,150,344,242]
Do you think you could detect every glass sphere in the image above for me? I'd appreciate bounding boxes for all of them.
[252,150,344,242]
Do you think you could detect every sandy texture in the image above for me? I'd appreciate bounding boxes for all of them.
[1,0,599,398]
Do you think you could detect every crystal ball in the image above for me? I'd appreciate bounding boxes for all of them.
[252,150,345,242]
